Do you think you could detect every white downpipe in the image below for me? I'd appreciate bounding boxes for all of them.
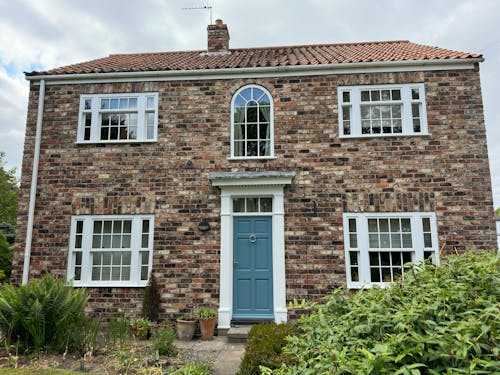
[22,79,45,285]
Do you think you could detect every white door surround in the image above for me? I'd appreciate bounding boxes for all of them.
[209,171,295,329]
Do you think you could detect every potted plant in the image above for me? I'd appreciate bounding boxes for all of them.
[176,314,197,341]
[196,307,217,341]
[130,318,152,340]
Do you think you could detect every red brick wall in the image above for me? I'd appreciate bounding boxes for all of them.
[13,66,496,319]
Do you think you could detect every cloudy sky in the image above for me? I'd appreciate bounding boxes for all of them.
[0,0,499,206]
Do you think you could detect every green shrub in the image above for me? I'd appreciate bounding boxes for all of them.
[267,251,500,374]
[130,317,152,340]
[0,232,11,283]
[0,274,88,353]
[169,360,211,375]
[237,322,298,375]
[151,326,177,356]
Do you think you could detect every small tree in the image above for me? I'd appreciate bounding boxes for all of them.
[142,273,161,322]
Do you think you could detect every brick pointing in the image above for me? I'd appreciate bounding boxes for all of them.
[13,66,496,319]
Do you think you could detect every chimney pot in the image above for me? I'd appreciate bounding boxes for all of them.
[207,20,230,53]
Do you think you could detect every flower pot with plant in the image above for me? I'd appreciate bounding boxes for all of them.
[176,315,197,341]
[196,307,217,341]
[130,318,152,340]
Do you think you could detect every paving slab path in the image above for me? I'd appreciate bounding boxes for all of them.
[174,336,245,375]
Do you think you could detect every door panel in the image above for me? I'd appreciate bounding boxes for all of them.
[233,216,273,318]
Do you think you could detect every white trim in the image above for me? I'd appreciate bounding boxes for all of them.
[77,92,158,143]
[343,212,439,289]
[338,83,428,138]
[25,59,481,85]
[67,214,154,287]
[214,182,292,329]
[230,84,274,158]
[23,79,45,285]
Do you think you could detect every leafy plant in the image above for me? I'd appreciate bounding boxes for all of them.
[103,314,132,348]
[151,326,177,356]
[267,251,500,374]
[130,318,152,340]
[169,360,212,375]
[142,273,161,322]
[196,307,217,319]
[237,323,298,375]
[0,274,88,353]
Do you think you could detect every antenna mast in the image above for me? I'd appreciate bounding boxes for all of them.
[182,5,213,24]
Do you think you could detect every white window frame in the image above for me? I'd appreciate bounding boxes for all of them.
[229,84,275,160]
[343,212,438,288]
[67,214,154,287]
[338,83,428,138]
[77,92,159,143]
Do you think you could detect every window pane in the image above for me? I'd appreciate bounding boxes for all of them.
[349,251,358,265]
[380,234,390,248]
[361,91,370,101]
[381,252,390,266]
[123,252,131,265]
[129,98,137,108]
[379,219,389,232]
[122,267,131,280]
[259,140,270,156]
[84,99,92,110]
[103,252,111,265]
[260,198,272,212]
[349,234,358,248]
[342,91,350,103]
[402,234,412,248]
[390,219,400,232]
[92,235,101,249]
[412,88,420,100]
[122,235,131,248]
[141,266,148,281]
[422,218,431,232]
[101,99,109,109]
[413,119,421,133]
[382,267,392,282]
[371,90,380,101]
[110,99,118,109]
[368,219,378,232]
[259,123,269,139]
[112,235,121,248]
[233,198,245,212]
[369,234,379,248]
[247,124,257,139]
[247,106,257,122]
[91,267,100,280]
[351,267,359,282]
[424,233,432,248]
[246,198,258,212]
[147,96,155,109]
[142,234,149,248]
[401,219,411,232]
[391,90,401,100]
[103,221,112,233]
[348,218,357,232]
[75,235,82,249]
[371,267,381,282]
[141,251,149,264]
[102,234,111,248]
[381,90,390,101]
[391,234,402,248]
[361,107,370,119]
[142,220,149,233]
[119,98,128,109]
[369,252,380,265]
[412,104,420,117]
[112,267,121,280]
[247,141,258,156]
[102,266,110,280]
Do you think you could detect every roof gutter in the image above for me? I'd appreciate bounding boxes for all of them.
[22,79,45,285]
[25,58,484,83]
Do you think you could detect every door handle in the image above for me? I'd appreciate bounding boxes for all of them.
[233,260,238,266]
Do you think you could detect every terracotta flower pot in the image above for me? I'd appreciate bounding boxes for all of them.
[176,319,196,341]
[199,317,217,341]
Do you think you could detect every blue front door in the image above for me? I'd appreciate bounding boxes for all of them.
[233,216,273,318]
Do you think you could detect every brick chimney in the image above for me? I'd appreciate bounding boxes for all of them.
[207,19,230,53]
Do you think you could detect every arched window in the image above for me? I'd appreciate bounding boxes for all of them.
[231,85,274,158]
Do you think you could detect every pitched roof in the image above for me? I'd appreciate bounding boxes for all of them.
[26,40,481,76]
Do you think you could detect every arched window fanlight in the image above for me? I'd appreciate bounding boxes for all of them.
[231,85,274,158]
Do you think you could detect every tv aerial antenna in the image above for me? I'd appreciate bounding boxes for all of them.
[182,5,213,24]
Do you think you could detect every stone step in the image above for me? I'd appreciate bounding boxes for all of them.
[227,325,252,343]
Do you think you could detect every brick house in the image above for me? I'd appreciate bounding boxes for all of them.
[14,20,496,329]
